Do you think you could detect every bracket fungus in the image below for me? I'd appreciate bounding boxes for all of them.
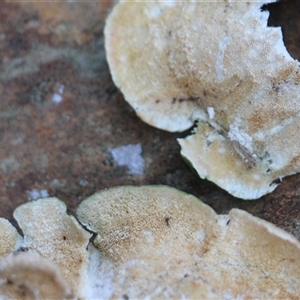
[0,218,22,258]
[105,0,300,199]
[77,185,300,299]
[12,197,92,298]
[0,251,74,299]
[0,186,299,299]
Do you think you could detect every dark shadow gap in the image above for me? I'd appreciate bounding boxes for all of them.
[261,0,300,60]
[173,120,199,139]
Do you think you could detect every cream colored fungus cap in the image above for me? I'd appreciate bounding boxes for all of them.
[105,0,300,199]
[0,251,74,299]
[0,218,22,258]
[13,197,92,298]
[77,185,300,299]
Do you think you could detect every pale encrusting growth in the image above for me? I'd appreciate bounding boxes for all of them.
[0,187,300,299]
[0,218,22,257]
[104,0,300,199]
[0,251,74,299]
[13,198,92,298]
[77,185,300,299]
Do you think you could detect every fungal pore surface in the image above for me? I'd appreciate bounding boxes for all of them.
[105,0,300,199]
[0,186,300,299]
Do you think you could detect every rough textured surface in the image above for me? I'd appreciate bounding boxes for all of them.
[105,0,300,199]
[0,218,21,257]
[77,185,300,299]
[0,251,74,299]
[13,198,91,298]
[0,0,300,238]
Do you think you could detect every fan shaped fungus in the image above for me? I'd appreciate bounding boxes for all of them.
[0,186,299,299]
[0,251,74,299]
[77,185,300,299]
[13,197,92,298]
[105,0,300,199]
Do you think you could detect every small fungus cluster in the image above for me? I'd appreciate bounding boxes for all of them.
[105,0,300,199]
[0,186,300,299]
[1,1,300,299]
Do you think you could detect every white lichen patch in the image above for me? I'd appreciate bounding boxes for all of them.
[52,93,62,103]
[27,189,49,201]
[50,179,65,187]
[207,107,215,119]
[79,179,88,186]
[110,144,144,175]
[52,83,64,103]
[228,121,253,155]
